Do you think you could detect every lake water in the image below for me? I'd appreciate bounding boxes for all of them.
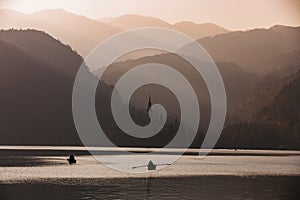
[0,146,299,199]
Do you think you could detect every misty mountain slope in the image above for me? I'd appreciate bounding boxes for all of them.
[173,21,229,39]
[93,53,258,125]
[0,30,120,145]
[197,25,300,74]
[106,14,229,39]
[0,9,96,56]
[0,29,82,76]
[0,9,121,56]
[1,9,227,58]
[0,9,42,28]
[32,9,121,43]
[109,14,173,29]
[0,29,179,146]
[258,50,300,74]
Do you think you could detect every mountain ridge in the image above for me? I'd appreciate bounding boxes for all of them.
[196,25,300,74]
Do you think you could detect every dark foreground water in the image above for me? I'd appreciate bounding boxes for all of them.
[0,176,299,200]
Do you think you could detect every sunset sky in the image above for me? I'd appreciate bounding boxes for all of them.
[0,0,299,30]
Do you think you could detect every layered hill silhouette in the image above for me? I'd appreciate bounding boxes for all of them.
[93,24,300,127]
[108,14,173,29]
[196,25,300,74]
[103,14,229,39]
[0,9,121,56]
[93,53,258,126]
[1,13,299,148]
[0,9,229,57]
[0,30,194,147]
[32,9,121,54]
[173,21,229,39]
[2,9,298,73]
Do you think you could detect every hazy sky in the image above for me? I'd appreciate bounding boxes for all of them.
[1,0,299,30]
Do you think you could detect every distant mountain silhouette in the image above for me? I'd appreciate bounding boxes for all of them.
[108,14,173,29]
[0,9,121,56]
[196,25,300,74]
[32,9,121,51]
[0,9,228,57]
[1,12,299,148]
[173,21,229,39]
[106,14,229,39]
[86,22,299,126]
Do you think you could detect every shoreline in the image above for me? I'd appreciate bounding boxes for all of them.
[0,146,300,157]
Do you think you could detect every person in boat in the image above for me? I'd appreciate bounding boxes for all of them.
[67,154,76,164]
[147,160,156,170]
[132,160,171,171]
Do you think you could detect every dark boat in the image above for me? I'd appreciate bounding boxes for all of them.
[132,160,171,171]
[67,154,76,164]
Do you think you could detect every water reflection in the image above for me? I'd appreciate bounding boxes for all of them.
[0,176,299,200]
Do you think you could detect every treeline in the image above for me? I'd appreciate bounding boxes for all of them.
[218,122,298,149]
[216,71,300,150]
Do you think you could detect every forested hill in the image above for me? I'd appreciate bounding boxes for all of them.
[256,70,300,139]
[0,29,117,145]
[220,70,300,149]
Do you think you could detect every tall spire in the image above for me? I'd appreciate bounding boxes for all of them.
[146,95,152,113]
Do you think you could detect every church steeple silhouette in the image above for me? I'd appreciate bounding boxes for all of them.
[146,95,152,113]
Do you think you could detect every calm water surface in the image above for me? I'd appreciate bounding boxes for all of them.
[1,176,299,200]
[0,147,299,199]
